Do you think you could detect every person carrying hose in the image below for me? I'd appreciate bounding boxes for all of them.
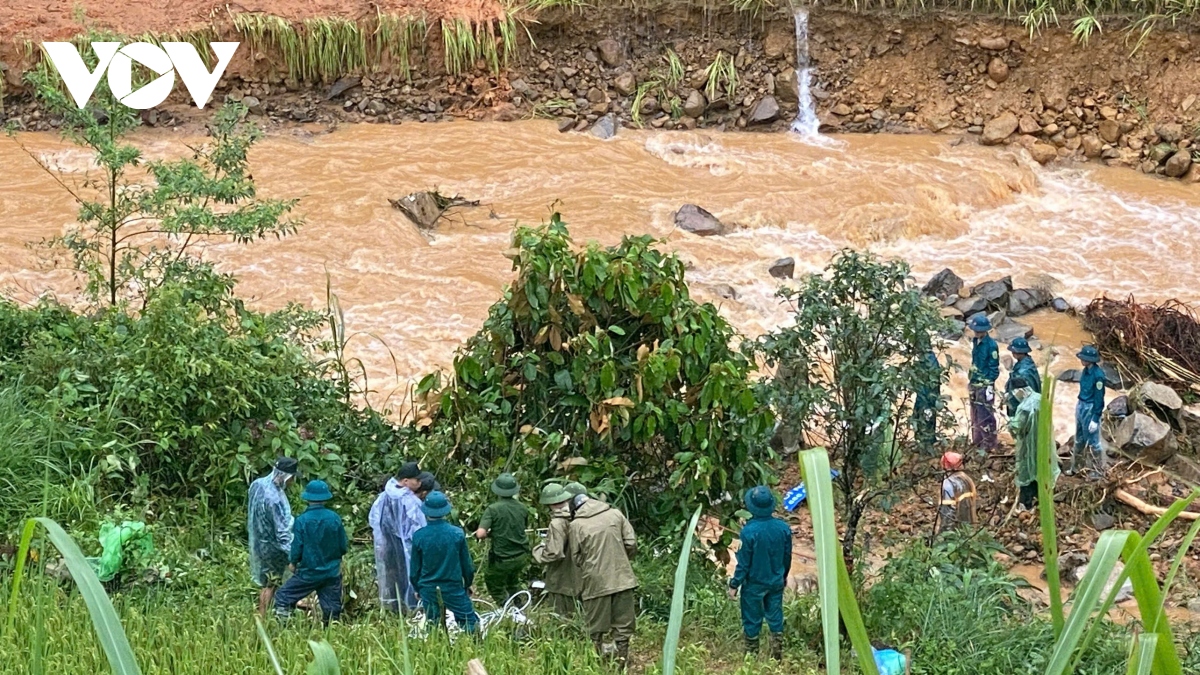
[727,486,792,661]
[967,314,1000,453]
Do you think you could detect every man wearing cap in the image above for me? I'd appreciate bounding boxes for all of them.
[968,314,1000,453]
[410,491,480,634]
[1072,345,1107,479]
[475,473,530,604]
[728,486,792,660]
[275,480,348,624]
[1008,378,1053,510]
[570,490,638,666]
[369,462,427,612]
[415,471,439,499]
[937,452,977,533]
[248,457,298,617]
[532,483,580,617]
[1004,337,1042,418]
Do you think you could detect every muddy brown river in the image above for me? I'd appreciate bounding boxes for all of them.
[3,121,1200,433]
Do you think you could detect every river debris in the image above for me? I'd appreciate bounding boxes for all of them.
[1084,296,1200,394]
[389,190,480,230]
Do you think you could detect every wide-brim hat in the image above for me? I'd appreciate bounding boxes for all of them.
[301,479,333,502]
[422,490,452,518]
[1008,337,1031,354]
[967,314,992,332]
[1077,345,1100,363]
[539,483,571,505]
[492,473,519,497]
[744,486,776,518]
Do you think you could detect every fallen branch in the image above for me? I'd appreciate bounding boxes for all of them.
[1115,488,1200,521]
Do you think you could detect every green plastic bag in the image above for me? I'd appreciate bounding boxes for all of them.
[89,521,154,582]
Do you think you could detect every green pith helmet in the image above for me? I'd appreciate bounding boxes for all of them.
[539,483,571,505]
[564,482,588,497]
[492,473,519,497]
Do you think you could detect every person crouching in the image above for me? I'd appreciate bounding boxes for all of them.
[728,486,792,661]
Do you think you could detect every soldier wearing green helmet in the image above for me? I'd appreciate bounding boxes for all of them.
[532,483,580,617]
[474,473,531,604]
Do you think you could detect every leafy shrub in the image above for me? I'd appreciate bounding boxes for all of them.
[412,216,774,534]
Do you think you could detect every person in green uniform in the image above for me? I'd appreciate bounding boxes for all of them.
[532,483,579,617]
[564,481,589,499]
[274,480,348,625]
[968,314,1000,453]
[410,491,480,634]
[727,486,792,660]
[1004,337,1041,417]
[1008,377,1055,510]
[570,495,638,667]
[474,473,530,604]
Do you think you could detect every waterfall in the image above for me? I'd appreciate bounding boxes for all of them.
[790,8,837,147]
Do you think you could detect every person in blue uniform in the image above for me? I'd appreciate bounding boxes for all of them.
[728,486,792,660]
[967,314,1000,453]
[1072,345,1106,479]
[1004,337,1041,417]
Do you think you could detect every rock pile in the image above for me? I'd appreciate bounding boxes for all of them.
[920,267,1062,343]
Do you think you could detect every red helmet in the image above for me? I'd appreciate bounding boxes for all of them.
[940,452,964,471]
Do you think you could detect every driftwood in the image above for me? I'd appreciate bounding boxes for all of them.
[1085,296,1200,394]
[389,190,481,230]
[1114,488,1200,521]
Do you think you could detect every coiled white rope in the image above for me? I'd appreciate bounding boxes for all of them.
[409,589,534,639]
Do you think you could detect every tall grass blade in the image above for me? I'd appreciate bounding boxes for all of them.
[1121,542,1183,674]
[1126,634,1157,675]
[254,615,286,675]
[306,640,342,675]
[9,518,142,675]
[4,518,37,635]
[835,546,880,675]
[801,447,842,675]
[662,505,703,675]
[1043,529,1131,675]
[1036,374,1063,637]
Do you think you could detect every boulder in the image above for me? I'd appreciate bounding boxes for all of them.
[982,112,1019,145]
[1008,288,1053,316]
[712,283,739,300]
[557,117,576,133]
[979,36,1010,51]
[940,319,966,340]
[941,306,965,320]
[1155,123,1184,143]
[326,76,362,99]
[768,257,795,279]
[1165,150,1193,179]
[922,268,965,300]
[972,276,1013,309]
[1051,297,1071,313]
[832,103,853,116]
[955,295,987,315]
[1030,143,1057,165]
[1018,115,1041,135]
[1098,120,1121,144]
[748,96,780,124]
[774,71,799,104]
[987,58,1010,83]
[1113,412,1177,463]
[1132,382,1183,427]
[1082,135,1104,159]
[995,319,1034,343]
[597,39,624,67]
[1106,395,1130,418]
[1057,368,1082,384]
[590,114,617,139]
[683,90,707,119]
[674,204,725,236]
[243,96,263,115]
[614,72,637,97]
[1102,363,1132,390]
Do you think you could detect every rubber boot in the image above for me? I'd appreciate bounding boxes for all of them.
[744,634,760,656]
[615,640,630,671]
[769,632,783,661]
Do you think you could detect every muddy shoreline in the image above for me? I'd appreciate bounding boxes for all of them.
[2,8,1199,182]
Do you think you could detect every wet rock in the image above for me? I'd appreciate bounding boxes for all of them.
[614,72,637,97]
[1030,143,1057,164]
[769,257,795,279]
[1102,363,1132,390]
[987,58,1010,83]
[1114,412,1177,463]
[764,29,794,59]
[1018,115,1040,135]
[832,103,853,116]
[327,76,361,100]
[1092,513,1116,531]
[972,276,1012,309]
[1150,143,1174,164]
[995,319,1034,343]
[1106,395,1131,418]
[557,117,576,133]
[1155,123,1184,143]
[1008,288,1052,316]
[1187,164,1200,184]
[1132,381,1183,427]
[748,96,780,124]
[683,90,707,119]
[1058,368,1082,383]
[923,268,965,300]
[590,114,617,140]
[1051,297,1071,312]
[979,36,1010,51]
[597,39,624,67]
[367,99,387,115]
[1071,562,1133,602]
[982,112,1018,145]
[774,71,799,104]
[1165,150,1192,179]
[712,283,739,300]
[674,204,725,236]
[955,295,987,316]
[1098,120,1121,144]
[1082,135,1104,159]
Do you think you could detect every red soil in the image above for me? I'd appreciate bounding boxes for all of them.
[0,0,505,43]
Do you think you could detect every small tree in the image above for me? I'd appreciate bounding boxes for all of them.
[414,216,774,534]
[20,53,298,307]
[755,250,952,566]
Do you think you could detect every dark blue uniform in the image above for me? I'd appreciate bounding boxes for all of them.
[275,503,348,623]
[1074,363,1106,472]
[1005,355,1042,416]
[730,515,793,639]
[969,334,1000,451]
[410,519,479,632]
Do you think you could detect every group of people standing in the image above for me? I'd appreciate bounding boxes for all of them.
[935,313,1109,531]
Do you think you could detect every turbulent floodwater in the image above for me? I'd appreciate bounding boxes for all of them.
[3,120,1200,433]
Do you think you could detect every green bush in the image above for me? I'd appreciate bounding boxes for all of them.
[414,216,774,535]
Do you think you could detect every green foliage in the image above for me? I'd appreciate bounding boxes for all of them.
[756,250,951,557]
[662,506,703,675]
[415,216,773,534]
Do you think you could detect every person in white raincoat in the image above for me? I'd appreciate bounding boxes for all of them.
[248,457,298,616]
[368,462,428,612]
